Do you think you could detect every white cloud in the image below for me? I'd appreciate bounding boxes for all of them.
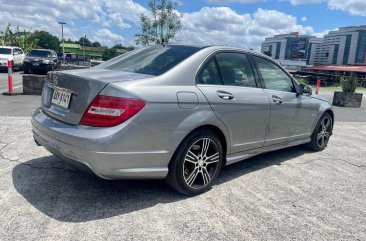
[328,0,366,17]
[206,0,266,3]
[286,0,366,16]
[286,0,326,5]
[301,16,307,22]
[0,0,147,46]
[92,29,125,46]
[176,7,318,50]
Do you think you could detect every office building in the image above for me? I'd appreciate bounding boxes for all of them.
[261,32,323,70]
[319,25,366,65]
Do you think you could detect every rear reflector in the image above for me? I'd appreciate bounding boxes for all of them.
[80,95,145,127]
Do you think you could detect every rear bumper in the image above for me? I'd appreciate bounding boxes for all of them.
[31,108,184,179]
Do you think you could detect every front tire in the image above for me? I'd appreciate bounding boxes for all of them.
[307,113,333,151]
[166,130,224,196]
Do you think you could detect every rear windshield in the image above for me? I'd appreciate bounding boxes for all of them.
[95,45,200,76]
[28,50,51,58]
[0,48,11,55]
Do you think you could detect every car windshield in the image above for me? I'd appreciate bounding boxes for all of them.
[95,45,201,76]
[0,48,12,55]
[28,50,51,58]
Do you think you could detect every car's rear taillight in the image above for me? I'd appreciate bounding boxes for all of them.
[80,95,145,127]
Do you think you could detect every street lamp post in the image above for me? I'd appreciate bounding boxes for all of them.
[58,22,66,64]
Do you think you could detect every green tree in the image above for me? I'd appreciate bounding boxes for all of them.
[91,42,101,48]
[102,48,118,61]
[12,30,38,53]
[79,36,91,46]
[30,31,60,52]
[135,0,182,45]
[0,24,13,46]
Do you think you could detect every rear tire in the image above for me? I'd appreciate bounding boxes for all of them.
[166,130,224,196]
[307,113,333,151]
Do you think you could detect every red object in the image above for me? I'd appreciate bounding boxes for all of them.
[7,59,13,94]
[80,95,145,127]
[305,65,366,73]
[315,80,320,95]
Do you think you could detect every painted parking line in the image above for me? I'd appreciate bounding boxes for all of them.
[0,85,22,92]
[0,81,22,88]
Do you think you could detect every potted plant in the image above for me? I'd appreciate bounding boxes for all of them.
[332,74,363,107]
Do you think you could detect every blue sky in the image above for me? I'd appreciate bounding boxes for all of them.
[0,0,365,49]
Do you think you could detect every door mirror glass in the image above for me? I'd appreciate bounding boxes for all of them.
[301,84,313,95]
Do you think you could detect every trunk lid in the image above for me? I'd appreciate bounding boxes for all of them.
[41,68,152,125]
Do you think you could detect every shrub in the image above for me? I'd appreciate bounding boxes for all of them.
[296,77,308,85]
[340,74,358,93]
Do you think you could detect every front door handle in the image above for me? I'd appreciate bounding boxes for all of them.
[272,95,283,104]
[217,90,235,100]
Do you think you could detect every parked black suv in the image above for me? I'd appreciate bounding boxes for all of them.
[23,49,59,74]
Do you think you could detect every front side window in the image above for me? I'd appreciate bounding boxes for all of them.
[215,53,256,87]
[95,45,200,76]
[253,56,295,92]
[197,58,221,85]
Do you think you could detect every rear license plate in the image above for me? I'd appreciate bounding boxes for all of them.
[52,89,72,108]
[33,63,39,66]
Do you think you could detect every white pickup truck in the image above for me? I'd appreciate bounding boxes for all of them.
[0,46,25,71]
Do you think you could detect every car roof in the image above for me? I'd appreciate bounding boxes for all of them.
[164,44,272,60]
[0,46,16,49]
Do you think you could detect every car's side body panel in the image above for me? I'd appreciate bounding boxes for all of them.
[197,85,271,153]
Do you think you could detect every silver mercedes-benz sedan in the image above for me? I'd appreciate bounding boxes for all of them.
[32,45,334,195]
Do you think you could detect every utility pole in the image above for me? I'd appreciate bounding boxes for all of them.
[58,22,66,64]
[83,35,86,66]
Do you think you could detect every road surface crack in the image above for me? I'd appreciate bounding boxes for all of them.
[325,152,366,169]
[0,140,78,173]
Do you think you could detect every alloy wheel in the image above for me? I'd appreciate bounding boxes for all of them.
[183,138,220,189]
[317,116,331,148]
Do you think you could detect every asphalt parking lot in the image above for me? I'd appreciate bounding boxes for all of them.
[0,75,365,240]
[0,71,23,94]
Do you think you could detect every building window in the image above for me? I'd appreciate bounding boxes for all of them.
[355,30,366,64]
[343,34,352,65]
[275,42,281,59]
[332,45,339,64]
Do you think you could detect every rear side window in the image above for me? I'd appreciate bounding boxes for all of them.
[197,58,221,85]
[215,53,256,87]
[96,45,200,76]
[253,56,295,92]
[197,52,257,87]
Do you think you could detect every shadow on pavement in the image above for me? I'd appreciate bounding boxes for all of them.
[12,146,310,223]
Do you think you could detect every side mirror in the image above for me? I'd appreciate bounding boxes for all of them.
[300,84,313,96]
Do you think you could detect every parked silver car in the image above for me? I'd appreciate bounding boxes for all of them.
[32,45,334,195]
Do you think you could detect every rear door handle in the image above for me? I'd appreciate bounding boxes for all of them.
[217,90,235,100]
[272,95,283,104]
